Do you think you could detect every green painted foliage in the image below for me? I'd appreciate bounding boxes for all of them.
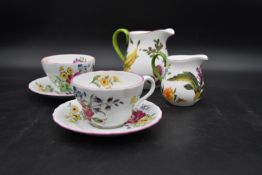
[54,76,72,93]
[168,72,200,93]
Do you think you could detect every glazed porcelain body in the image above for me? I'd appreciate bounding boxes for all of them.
[71,71,155,129]
[41,54,95,94]
[112,28,175,86]
[153,54,208,106]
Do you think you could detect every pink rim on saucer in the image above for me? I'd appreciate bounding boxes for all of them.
[52,99,162,136]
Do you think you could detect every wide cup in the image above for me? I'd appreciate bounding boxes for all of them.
[71,70,156,129]
[41,54,95,94]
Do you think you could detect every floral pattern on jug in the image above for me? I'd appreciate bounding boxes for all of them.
[152,54,208,106]
[112,28,175,86]
[90,75,121,89]
[164,68,204,102]
[123,40,140,71]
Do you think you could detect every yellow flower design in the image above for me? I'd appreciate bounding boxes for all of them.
[59,66,64,72]
[130,96,137,106]
[91,75,121,89]
[35,83,54,92]
[99,76,111,88]
[67,67,73,75]
[136,115,154,126]
[70,105,79,114]
[36,83,44,91]
[163,87,175,102]
[65,103,82,123]
[60,72,68,80]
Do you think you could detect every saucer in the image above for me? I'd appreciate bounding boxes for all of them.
[53,99,162,136]
[28,77,74,97]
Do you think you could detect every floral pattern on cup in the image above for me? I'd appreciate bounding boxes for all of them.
[90,75,121,89]
[130,96,138,107]
[54,64,92,93]
[73,57,88,63]
[73,87,124,125]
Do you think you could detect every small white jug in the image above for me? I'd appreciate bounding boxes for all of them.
[152,54,208,106]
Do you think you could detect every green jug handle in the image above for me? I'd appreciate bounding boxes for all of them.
[151,53,167,81]
[112,28,129,62]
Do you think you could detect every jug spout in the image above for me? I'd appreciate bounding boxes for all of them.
[164,28,175,36]
[168,54,208,66]
[161,28,175,40]
[192,54,208,62]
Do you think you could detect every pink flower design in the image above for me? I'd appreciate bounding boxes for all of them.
[66,75,73,84]
[67,72,81,84]
[73,72,81,77]
[155,65,163,75]
[128,110,146,123]
[83,107,94,120]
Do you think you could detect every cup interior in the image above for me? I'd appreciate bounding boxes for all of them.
[41,54,95,64]
[72,71,143,90]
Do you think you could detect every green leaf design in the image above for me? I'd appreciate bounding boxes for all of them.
[142,39,166,58]
[92,117,103,123]
[54,76,72,93]
[93,81,101,87]
[154,39,163,51]
[168,72,200,92]
[90,75,102,88]
[91,75,101,83]
[184,84,193,90]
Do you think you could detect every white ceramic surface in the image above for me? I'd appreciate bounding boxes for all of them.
[113,28,175,86]
[71,71,155,129]
[28,77,74,97]
[153,54,208,106]
[41,54,95,94]
[53,99,162,136]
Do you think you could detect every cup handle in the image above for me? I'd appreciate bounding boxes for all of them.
[112,28,129,62]
[151,53,167,81]
[134,76,156,110]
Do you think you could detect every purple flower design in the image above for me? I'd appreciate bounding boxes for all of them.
[196,67,203,82]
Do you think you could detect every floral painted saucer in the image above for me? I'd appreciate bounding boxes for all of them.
[28,77,74,97]
[53,99,162,136]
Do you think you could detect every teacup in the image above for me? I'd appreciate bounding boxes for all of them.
[71,70,155,129]
[41,54,95,94]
